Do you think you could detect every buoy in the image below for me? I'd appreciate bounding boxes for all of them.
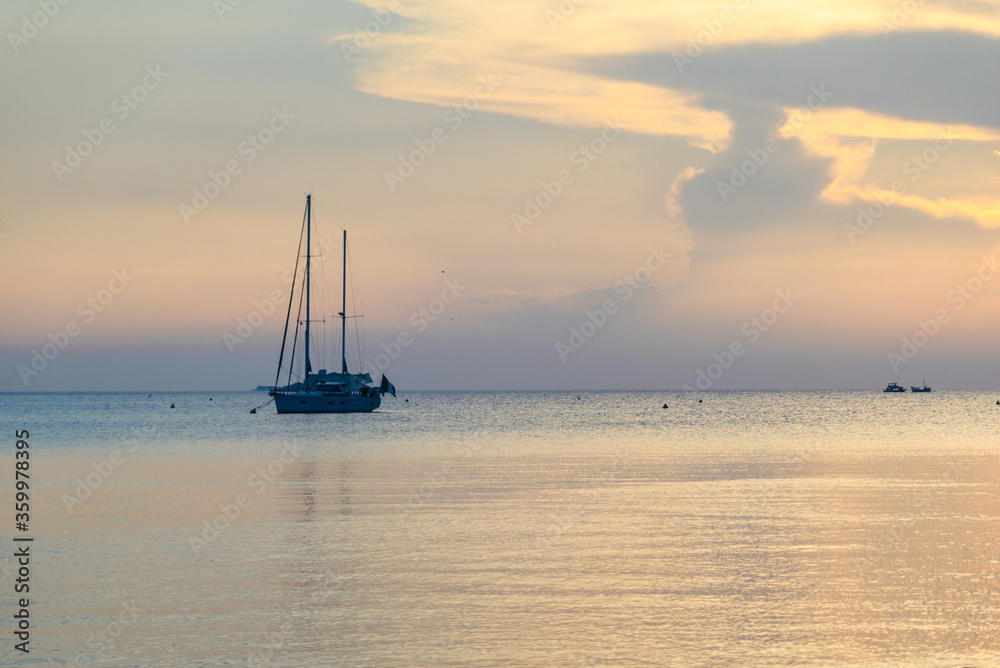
[250,408,257,414]
[209,397,213,401]
[663,404,668,409]
[405,398,409,402]
[698,399,702,403]
[170,403,175,409]
[996,400,999,405]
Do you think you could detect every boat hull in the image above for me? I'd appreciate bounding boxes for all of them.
[273,392,381,413]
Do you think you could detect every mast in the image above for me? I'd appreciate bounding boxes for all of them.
[273,200,307,392]
[341,229,347,374]
[305,194,311,389]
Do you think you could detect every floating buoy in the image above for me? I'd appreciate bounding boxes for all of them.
[209,397,213,401]
[170,403,175,409]
[698,399,703,403]
[250,408,257,414]
[996,400,999,405]
[405,398,409,402]
[663,404,668,409]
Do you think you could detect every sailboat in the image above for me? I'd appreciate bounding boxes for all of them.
[270,194,389,413]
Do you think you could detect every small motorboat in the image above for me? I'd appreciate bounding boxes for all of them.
[884,382,906,393]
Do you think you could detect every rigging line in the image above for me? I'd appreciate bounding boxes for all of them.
[321,313,327,371]
[347,240,364,372]
[288,260,308,385]
[354,251,365,371]
[315,221,327,373]
[274,202,308,389]
[320,216,337,374]
[344,236,359,371]
[314,200,346,234]
[250,397,275,413]
[316,198,367,372]
[344,236,353,368]
[313,198,352,370]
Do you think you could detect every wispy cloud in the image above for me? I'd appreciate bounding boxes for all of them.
[784,108,1000,227]
[342,0,1000,152]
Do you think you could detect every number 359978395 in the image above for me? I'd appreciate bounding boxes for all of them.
[15,430,30,526]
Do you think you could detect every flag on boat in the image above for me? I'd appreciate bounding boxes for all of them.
[380,375,396,397]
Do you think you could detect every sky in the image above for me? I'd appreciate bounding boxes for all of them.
[2,0,999,391]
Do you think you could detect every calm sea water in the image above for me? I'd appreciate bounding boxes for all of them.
[3,390,998,667]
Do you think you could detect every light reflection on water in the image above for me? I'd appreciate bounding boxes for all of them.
[9,391,1000,666]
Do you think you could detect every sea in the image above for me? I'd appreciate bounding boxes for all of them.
[2,390,998,667]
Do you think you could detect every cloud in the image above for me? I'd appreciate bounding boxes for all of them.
[781,108,1000,227]
[344,2,1000,146]
[342,4,1000,234]
[583,30,1000,232]
[591,30,1000,130]
[665,166,704,219]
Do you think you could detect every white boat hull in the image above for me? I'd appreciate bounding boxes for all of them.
[273,392,380,413]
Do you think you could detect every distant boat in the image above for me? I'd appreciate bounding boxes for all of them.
[884,382,906,393]
[910,379,932,393]
[269,194,392,413]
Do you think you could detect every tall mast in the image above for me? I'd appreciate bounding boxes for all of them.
[305,194,311,388]
[341,229,347,373]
